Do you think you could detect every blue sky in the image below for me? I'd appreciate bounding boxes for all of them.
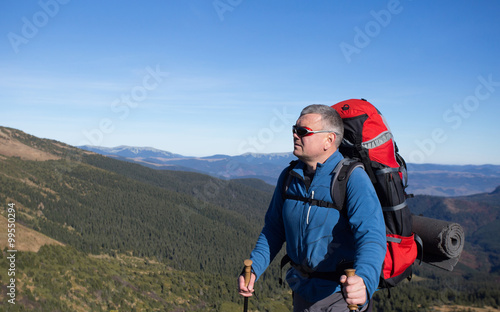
[1,1,499,165]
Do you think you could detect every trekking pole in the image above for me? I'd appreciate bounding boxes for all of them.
[243,259,253,312]
[344,269,359,311]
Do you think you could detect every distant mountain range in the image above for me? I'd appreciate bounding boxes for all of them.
[78,144,297,184]
[79,145,500,197]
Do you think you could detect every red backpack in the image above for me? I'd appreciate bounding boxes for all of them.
[331,98,419,288]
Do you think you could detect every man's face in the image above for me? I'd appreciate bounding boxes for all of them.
[293,113,331,162]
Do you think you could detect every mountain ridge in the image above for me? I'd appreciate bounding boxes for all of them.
[79,144,500,197]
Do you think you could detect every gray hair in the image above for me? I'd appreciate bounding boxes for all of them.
[300,104,344,148]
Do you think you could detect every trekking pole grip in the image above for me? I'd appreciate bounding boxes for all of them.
[244,259,253,287]
[242,260,253,312]
[344,269,358,311]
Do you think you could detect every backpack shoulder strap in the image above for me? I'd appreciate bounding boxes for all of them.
[330,158,365,214]
[281,160,299,201]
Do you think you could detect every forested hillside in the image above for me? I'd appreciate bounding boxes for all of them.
[0,126,290,310]
[1,126,500,311]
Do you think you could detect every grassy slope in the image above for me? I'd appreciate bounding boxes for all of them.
[0,214,64,253]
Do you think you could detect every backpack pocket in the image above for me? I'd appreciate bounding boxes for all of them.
[383,233,418,279]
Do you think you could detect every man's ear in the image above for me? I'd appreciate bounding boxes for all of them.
[324,133,336,150]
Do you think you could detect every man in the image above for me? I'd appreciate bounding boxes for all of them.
[238,104,386,311]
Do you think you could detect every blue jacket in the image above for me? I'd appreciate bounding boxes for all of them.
[250,150,386,302]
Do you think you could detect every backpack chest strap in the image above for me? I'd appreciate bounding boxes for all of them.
[283,194,340,210]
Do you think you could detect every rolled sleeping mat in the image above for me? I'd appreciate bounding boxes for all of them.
[412,214,465,271]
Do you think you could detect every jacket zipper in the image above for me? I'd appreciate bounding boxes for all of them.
[306,190,314,224]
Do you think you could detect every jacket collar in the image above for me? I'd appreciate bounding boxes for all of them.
[291,150,344,179]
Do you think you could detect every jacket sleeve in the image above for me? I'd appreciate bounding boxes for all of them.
[345,167,387,300]
[249,169,288,280]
